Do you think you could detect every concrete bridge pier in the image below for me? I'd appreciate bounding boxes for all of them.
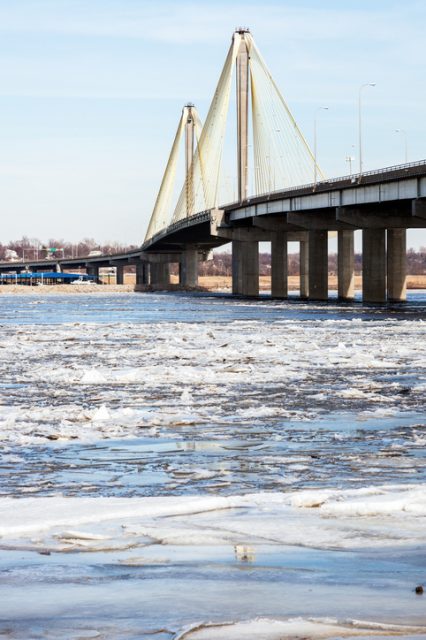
[116,265,124,285]
[179,247,199,288]
[271,231,288,298]
[362,229,386,303]
[86,264,99,279]
[232,240,243,295]
[308,230,328,301]
[150,263,170,288]
[387,229,407,302]
[337,230,355,301]
[299,238,309,299]
[232,240,259,296]
[135,262,149,287]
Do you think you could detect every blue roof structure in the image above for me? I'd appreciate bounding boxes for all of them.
[0,272,97,281]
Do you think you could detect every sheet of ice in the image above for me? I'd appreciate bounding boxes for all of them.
[1,485,425,552]
[176,617,426,639]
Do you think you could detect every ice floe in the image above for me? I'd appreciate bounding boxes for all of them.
[176,617,426,639]
[1,484,425,552]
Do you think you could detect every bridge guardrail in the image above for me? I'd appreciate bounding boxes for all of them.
[222,159,426,209]
[143,211,211,249]
[326,158,426,187]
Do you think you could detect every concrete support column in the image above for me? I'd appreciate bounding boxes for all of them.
[337,230,355,300]
[86,265,99,279]
[271,231,288,298]
[308,230,328,301]
[116,265,124,285]
[387,229,406,302]
[135,262,149,286]
[232,240,243,295]
[232,240,259,296]
[362,228,386,303]
[300,239,309,299]
[180,248,198,288]
[150,263,170,288]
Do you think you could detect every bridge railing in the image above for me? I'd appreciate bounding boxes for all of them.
[224,158,426,207]
[327,158,426,185]
[143,210,211,249]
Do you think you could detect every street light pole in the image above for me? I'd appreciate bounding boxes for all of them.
[394,129,408,164]
[346,155,354,175]
[314,106,328,187]
[358,82,376,175]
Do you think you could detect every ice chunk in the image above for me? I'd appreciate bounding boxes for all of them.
[92,405,110,421]
[80,370,107,384]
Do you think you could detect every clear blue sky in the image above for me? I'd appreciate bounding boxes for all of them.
[0,0,425,247]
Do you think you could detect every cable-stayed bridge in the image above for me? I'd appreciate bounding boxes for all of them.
[2,29,426,303]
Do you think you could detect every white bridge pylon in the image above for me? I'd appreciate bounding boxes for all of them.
[145,29,323,243]
[144,103,203,241]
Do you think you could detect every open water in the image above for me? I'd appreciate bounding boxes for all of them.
[0,291,425,639]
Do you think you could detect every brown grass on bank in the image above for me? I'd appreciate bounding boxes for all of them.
[0,284,135,294]
[196,274,426,291]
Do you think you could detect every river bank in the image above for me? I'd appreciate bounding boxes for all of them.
[0,274,425,294]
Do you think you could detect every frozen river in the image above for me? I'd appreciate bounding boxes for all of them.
[0,292,425,639]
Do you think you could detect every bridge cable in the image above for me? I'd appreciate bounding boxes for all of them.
[171,33,242,224]
[144,108,187,241]
[248,34,324,193]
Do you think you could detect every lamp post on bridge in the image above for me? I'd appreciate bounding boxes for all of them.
[22,246,40,263]
[358,82,376,175]
[314,106,328,188]
[394,129,408,164]
[345,155,355,175]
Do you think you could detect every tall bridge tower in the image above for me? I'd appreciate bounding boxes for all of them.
[236,28,250,202]
[185,103,195,218]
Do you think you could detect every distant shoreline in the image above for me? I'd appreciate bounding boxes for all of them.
[0,284,135,294]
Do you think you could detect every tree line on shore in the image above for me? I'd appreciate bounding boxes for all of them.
[1,237,425,276]
[195,250,426,276]
[0,237,138,262]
